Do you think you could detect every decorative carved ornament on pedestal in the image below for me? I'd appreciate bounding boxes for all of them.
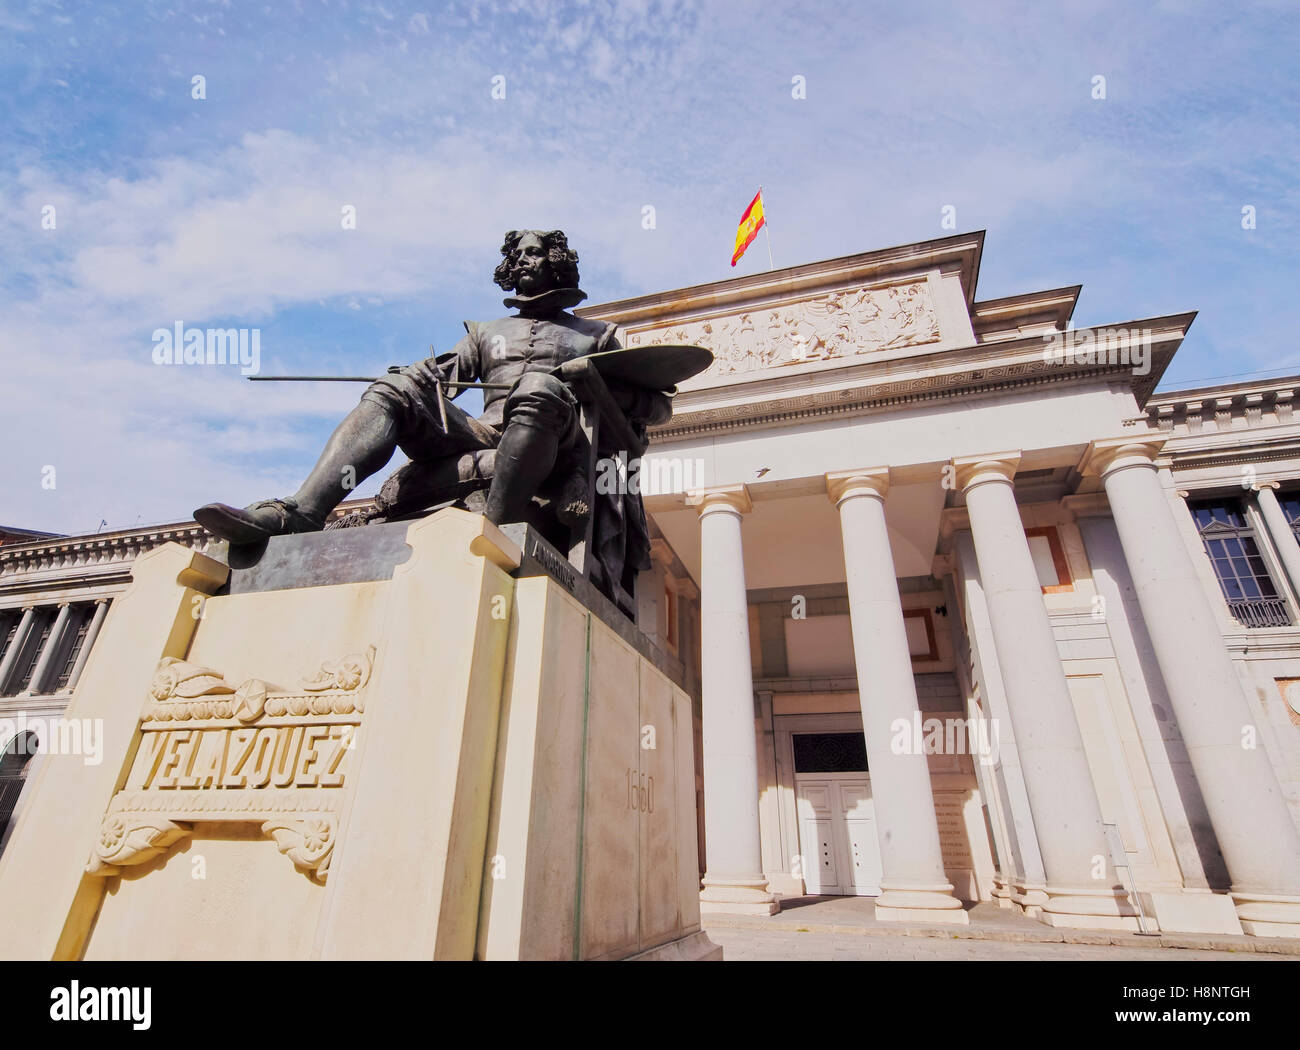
[86,647,375,884]
[624,280,940,380]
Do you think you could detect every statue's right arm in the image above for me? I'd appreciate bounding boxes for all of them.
[433,326,482,396]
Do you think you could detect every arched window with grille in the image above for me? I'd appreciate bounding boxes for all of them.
[0,730,39,853]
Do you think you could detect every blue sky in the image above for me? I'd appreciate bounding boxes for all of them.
[2,0,1298,534]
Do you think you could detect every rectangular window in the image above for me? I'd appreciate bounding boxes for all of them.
[53,605,94,692]
[1025,526,1074,593]
[1278,491,1300,542]
[7,608,55,695]
[663,585,678,653]
[1189,497,1290,627]
[0,611,19,665]
[902,608,939,661]
[792,732,869,773]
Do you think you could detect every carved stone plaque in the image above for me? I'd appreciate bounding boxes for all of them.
[624,280,941,381]
[86,647,375,884]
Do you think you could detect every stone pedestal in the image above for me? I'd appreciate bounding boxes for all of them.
[0,509,717,961]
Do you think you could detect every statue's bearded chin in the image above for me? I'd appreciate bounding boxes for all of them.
[514,264,555,295]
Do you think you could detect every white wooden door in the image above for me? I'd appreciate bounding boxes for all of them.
[795,781,842,894]
[795,775,882,896]
[837,780,882,895]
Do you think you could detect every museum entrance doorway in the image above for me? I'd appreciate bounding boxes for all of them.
[792,732,882,896]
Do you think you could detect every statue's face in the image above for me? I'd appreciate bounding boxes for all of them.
[513,232,556,295]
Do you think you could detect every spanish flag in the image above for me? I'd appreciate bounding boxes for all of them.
[731,188,766,267]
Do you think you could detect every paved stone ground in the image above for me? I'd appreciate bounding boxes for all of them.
[705,925,1281,960]
[700,896,1299,961]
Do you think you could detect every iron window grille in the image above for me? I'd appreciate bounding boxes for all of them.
[1190,497,1291,628]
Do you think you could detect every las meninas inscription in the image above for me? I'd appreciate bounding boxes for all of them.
[626,280,940,378]
[85,648,375,884]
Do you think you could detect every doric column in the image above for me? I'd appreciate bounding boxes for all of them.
[827,469,967,923]
[685,485,777,915]
[1253,482,1300,601]
[20,603,72,697]
[67,599,111,691]
[953,452,1137,930]
[0,607,37,695]
[1082,436,1300,937]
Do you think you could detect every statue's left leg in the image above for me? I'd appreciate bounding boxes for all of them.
[484,422,560,525]
[484,372,578,526]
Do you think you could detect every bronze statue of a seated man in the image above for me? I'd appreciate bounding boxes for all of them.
[195,229,669,544]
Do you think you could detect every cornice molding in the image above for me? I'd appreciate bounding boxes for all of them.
[578,232,986,327]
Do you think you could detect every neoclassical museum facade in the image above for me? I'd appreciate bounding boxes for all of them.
[4,231,1300,938]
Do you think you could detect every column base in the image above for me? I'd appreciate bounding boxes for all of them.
[1038,887,1143,932]
[1010,880,1048,919]
[700,874,779,916]
[1148,891,1242,935]
[1232,892,1300,938]
[875,882,969,925]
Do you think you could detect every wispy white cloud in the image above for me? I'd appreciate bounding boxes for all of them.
[2,0,1298,532]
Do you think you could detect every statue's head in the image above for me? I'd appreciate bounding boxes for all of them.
[493,229,580,296]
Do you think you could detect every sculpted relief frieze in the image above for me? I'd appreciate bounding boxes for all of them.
[625,280,941,380]
[86,648,375,883]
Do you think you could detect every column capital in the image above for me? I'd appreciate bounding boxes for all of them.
[686,484,752,517]
[950,451,1022,492]
[826,467,890,505]
[1253,480,1282,493]
[1078,434,1168,478]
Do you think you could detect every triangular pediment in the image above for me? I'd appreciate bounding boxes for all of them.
[1198,519,1240,537]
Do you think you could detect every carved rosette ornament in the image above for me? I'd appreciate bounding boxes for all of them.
[86,815,192,876]
[263,817,337,883]
[88,647,373,884]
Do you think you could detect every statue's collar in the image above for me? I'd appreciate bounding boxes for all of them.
[503,286,588,317]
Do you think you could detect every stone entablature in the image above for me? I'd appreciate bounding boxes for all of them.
[1142,378,1300,490]
[0,524,209,593]
[0,502,375,601]
[970,286,1081,344]
[640,317,1191,442]
[1146,380,1297,436]
[581,231,1191,441]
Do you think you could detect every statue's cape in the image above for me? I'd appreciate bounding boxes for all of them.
[502,286,587,313]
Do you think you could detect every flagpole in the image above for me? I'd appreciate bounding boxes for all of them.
[761,185,774,271]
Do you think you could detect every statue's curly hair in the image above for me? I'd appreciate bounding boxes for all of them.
[492,229,580,292]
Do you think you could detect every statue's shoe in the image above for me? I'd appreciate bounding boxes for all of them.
[555,471,591,529]
[194,498,324,544]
